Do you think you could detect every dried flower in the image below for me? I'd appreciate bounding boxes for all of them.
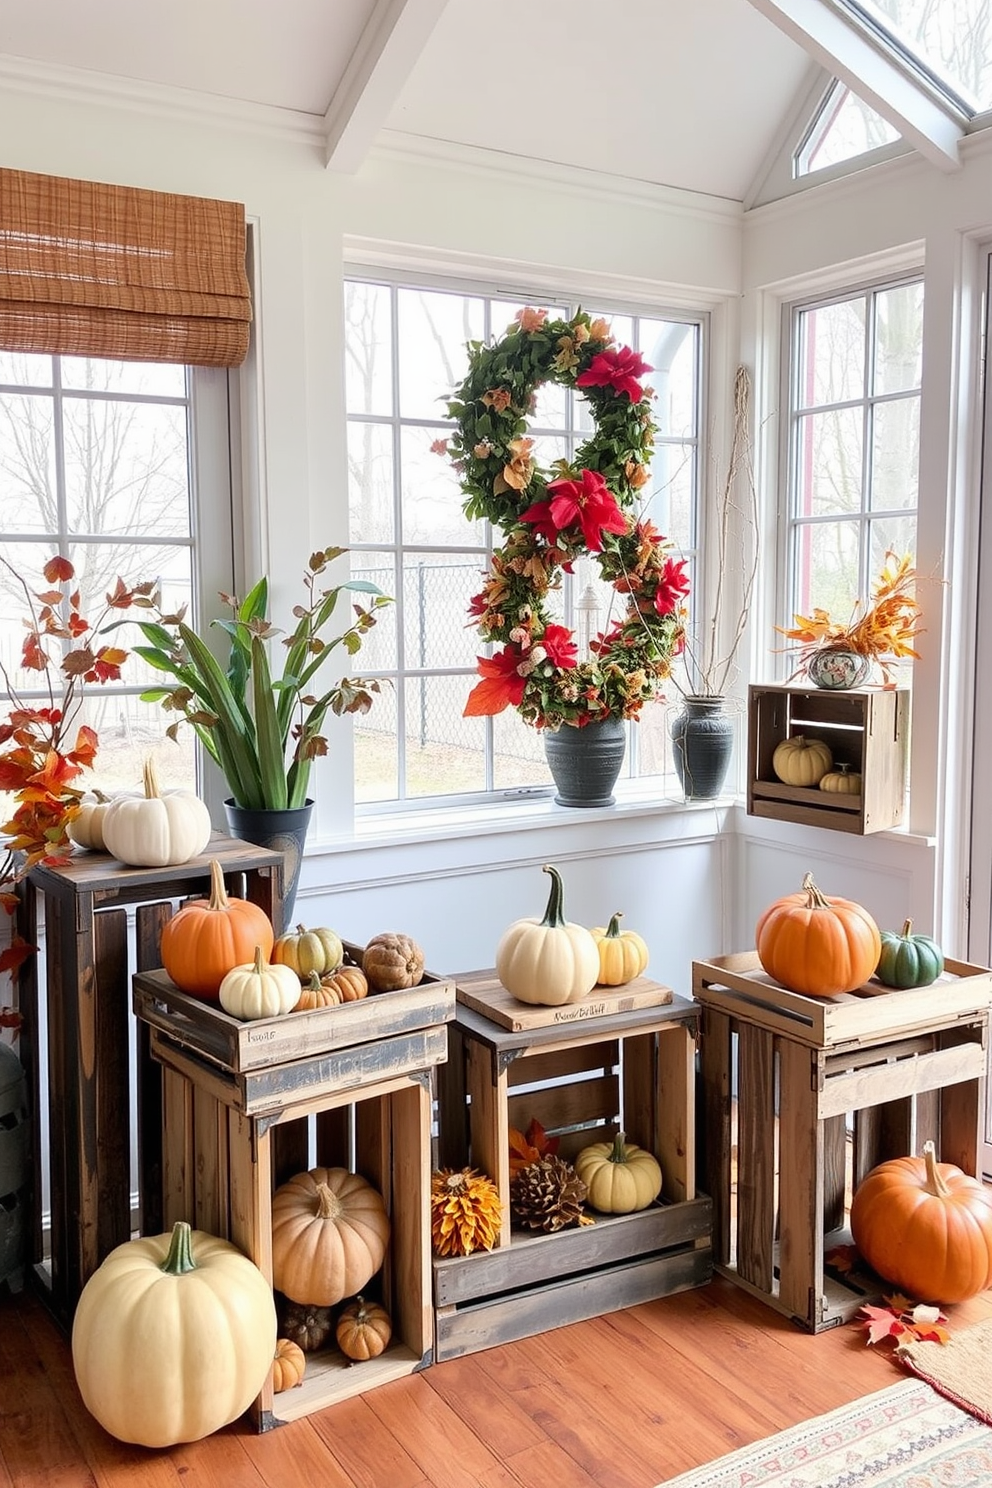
[778,551,923,685]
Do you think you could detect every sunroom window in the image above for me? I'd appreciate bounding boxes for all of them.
[795,79,901,177]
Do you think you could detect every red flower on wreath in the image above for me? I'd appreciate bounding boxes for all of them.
[463,644,527,716]
[522,469,626,554]
[653,557,691,616]
[540,624,579,669]
[576,347,653,403]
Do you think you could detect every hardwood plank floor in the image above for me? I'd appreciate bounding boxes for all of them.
[2,1277,991,1488]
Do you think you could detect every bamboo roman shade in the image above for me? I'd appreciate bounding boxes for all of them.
[0,169,252,366]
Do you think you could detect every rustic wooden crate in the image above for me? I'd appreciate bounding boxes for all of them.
[747,683,909,834]
[693,953,992,1333]
[433,971,712,1360]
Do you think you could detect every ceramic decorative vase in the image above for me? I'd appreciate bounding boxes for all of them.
[223,799,313,931]
[543,716,627,808]
[806,648,871,690]
[670,696,734,800]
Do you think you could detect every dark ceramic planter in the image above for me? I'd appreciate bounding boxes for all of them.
[670,696,734,800]
[223,799,313,931]
[543,717,627,808]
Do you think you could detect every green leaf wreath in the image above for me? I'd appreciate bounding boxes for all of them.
[441,307,689,731]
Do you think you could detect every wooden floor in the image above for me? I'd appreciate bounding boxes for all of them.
[4,1278,992,1488]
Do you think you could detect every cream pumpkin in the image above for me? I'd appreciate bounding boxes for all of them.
[71,1221,276,1447]
[67,790,115,851]
[574,1132,663,1214]
[271,1166,391,1306]
[219,946,302,1020]
[101,758,211,867]
[771,735,833,788]
[496,864,599,1006]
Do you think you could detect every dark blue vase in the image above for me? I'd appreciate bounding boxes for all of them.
[223,799,313,931]
[671,697,734,800]
[544,717,627,808]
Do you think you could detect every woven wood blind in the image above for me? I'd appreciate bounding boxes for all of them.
[0,169,252,366]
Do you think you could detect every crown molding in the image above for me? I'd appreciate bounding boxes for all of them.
[370,129,744,228]
[0,53,326,149]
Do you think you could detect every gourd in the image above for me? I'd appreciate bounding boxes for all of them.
[574,1131,663,1214]
[590,912,649,986]
[321,965,368,1003]
[819,763,862,794]
[101,758,211,867]
[71,1221,276,1447]
[295,970,345,1011]
[771,735,833,788]
[272,924,343,979]
[755,872,881,997]
[336,1296,393,1361]
[875,918,945,989]
[160,857,274,1000]
[362,932,425,991]
[495,864,600,1007]
[850,1141,992,1303]
[281,1301,333,1352]
[219,946,301,1021]
[271,1166,391,1306]
[271,1339,306,1392]
[67,790,114,851]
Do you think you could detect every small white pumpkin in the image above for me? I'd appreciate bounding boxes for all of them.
[496,864,600,1006]
[67,790,114,851]
[219,945,302,1020]
[101,759,211,867]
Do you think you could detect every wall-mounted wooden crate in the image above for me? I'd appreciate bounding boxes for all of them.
[433,971,712,1361]
[747,683,909,834]
[693,952,992,1333]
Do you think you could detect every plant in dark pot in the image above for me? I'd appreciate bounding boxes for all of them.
[136,547,390,923]
[670,366,757,801]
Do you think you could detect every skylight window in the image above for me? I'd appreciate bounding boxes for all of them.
[795,79,901,175]
[842,0,992,114]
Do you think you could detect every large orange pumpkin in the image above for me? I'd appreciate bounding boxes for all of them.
[850,1141,992,1303]
[161,858,274,1000]
[755,872,880,997]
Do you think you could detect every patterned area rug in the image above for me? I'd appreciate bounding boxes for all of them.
[659,1378,992,1487]
[898,1318,992,1425]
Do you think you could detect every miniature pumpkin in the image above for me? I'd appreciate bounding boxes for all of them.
[219,946,302,1021]
[271,1167,390,1306]
[336,1296,393,1361]
[272,924,343,979]
[67,790,114,851]
[362,932,425,991]
[574,1131,663,1214]
[101,758,212,867]
[819,763,862,794]
[322,965,368,1002]
[771,735,833,788]
[71,1221,276,1447]
[495,863,599,1006]
[874,918,945,989]
[430,1168,503,1257]
[295,970,345,1011]
[160,858,274,1000]
[281,1300,334,1352]
[271,1338,306,1392]
[755,872,881,997]
[590,912,649,986]
[850,1141,992,1303]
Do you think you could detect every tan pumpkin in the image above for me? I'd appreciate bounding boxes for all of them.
[590,913,649,986]
[67,790,114,851]
[219,946,302,1021]
[271,1167,391,1306]
[271,1338,306,1392]
[819,763,862,794]
[771,735,833,788]
[272,924,344,979]
[336,1296,392,1361]
[322,965,368,1002]
[294,970,344,1011]
[574,1131,663,1214]
[362,932,425,991]
[496,864,599,1007]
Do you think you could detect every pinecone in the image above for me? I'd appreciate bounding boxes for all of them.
[510,1154,588,1233]
[431,1168,503,1256]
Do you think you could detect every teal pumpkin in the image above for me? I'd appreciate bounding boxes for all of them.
[875,918,944,989]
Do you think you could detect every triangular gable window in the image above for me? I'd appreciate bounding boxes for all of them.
[794,80,900,178]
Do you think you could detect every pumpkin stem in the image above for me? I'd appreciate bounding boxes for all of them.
[160,1219,197,1276]
[540,864,566,929]
[606,912,624,939]
[800,872,831,910]
[206,857,230,912]
[901,918,914,937]
[315,1182,342,1220]
[251,945,266,974]
[922,1139,951,1198]
[609,1131,629,1164]
[142,757,162,800]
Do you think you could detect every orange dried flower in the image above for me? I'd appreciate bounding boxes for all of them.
[778,551,924,685]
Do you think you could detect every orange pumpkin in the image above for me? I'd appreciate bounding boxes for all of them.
[161,858,274,1000]
[335,1296,392,1361]
[755,872,880,997]
[322,965,368,1003]
[271,1338,306,1392]
[295,971,344,1012]
[851,1141,992,1303]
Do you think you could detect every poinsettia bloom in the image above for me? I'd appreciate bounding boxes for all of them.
[502,437,534,492]
[540,624,579,669]
[515,307,548,333]
[518,499,560,545]
[463,645,527,716]
[653,557,691,616]
[546,469,627,552]
[430,438,449,456]
[481,387,512,412]
[577,346,653,403]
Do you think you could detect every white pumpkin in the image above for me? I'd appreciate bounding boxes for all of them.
[495,864,600,1006]
[219,946,302,1020]
[101,759,211,867]
[67,790,114,851]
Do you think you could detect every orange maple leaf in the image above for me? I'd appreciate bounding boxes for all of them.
[508,1117,560,1173]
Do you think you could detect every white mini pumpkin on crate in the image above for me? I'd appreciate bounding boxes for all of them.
[495,863,599,1006]
[101,758,211,867]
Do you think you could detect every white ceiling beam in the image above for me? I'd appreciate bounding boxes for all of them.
[746,0,964,170]
[324,0,449,172]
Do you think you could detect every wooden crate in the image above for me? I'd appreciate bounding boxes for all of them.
[747,683,909,834]
[433,970,712,1360]
[693,953,992,1333]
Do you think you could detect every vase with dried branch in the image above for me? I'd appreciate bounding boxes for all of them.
[670,366,757,799]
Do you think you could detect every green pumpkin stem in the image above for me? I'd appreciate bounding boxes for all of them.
[800,872,830,910]
[540,864,567,929]
[609,1131,629,1164]
[160,1220,197,1276]
[922,1140,951,1198]
[606,912,624,939]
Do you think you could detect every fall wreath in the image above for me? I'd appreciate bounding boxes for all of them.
[442,307,689,730]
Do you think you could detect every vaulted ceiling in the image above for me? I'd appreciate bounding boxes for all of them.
[0,0,969,202]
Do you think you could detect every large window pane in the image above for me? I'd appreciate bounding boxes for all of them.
[794,521,862,622]
[402,553,483,671]
[0,393,55,533]
[349,422,394,544]
[874,284,924,395]
[345,281,393,416]
[871,400,920,510]
[795,408,864,516]
[399,427,483,546]
[405,676,486,797]
[397,288,484,421]
[797,299,866,408]
[63,399,190,538]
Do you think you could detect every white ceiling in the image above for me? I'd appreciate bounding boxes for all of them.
[0,0,905,201]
